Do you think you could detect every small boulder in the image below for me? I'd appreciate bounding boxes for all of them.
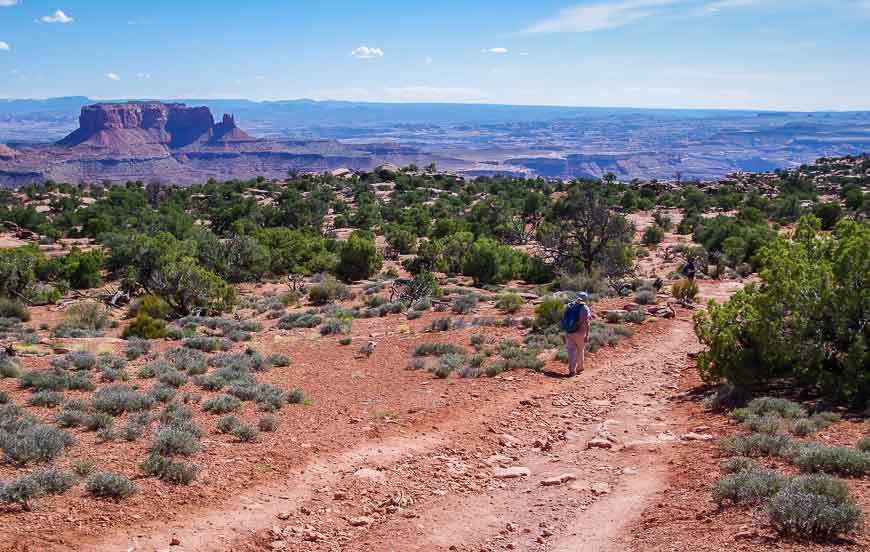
[494,466,531,479]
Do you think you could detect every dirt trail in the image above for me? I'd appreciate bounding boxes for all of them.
[81,312,705,552]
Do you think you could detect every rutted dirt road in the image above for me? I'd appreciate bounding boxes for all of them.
[82,312,705,552]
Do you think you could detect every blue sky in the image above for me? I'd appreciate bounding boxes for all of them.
[1,0,869,110]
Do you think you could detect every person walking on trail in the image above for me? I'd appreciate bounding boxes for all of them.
[561,292,591,377]
[683,257,697,281]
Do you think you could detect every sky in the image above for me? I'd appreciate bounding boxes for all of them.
[1,0,869,111]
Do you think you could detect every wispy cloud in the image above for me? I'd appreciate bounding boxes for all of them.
[0,0,18,6]
[350,46,384,59]
[136,72,151,79]
[38,10,74,24]
[106,72,121,81]
[481,47,509,54]
[0,41,10,51]
[523,0,682,33]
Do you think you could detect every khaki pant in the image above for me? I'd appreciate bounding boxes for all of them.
[565,332,587,375]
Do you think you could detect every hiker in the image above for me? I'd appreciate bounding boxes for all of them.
[561,292,592,377]
[683,257,697,281]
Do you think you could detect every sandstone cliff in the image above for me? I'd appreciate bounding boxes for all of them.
[56,102,253,152]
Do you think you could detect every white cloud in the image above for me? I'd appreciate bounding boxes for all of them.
[39,10,74,24]
[482,47,509,54]
[523,0,682,33]
[350,46,384,59]
[106,72,121,81]
[425,56,434,64]
[0,41,10,51]
[136,72,151,79]
[0,0,19,7]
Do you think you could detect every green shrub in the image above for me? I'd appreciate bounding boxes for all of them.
[85,472,137,500]
[140,453,198,485]
[258,415,279,432]
[451,294,479,315]
[856,436,870,453]
[55,407,88,428]
[720,457,758,474]
[319,317,352,336]
[202,395,241,414]
[151,425,200,456]
[286,388,305,404]
[534,298,564,330]
[0,423,74,464]
[192,374,224,391]
[671,279,699,303]
[721,433,793,457]
[163,347,206,374]
[90,385,153,415]
[586,322,618,352]
[739,397,806,420]
[216,415,241,434]
[336,234,383,282]
[308,276,349,305]
[641,225,665,246]
[232,423,259,442]
[83,412,114,431]
[427,317,456,332]
[0,298,30,322]
[52,301,110,337]
[182,336,230,352]
[694,217,870,403]
[495,293,524,314]
[268,353,290,367]
[71,459,96,477]
[27,391,65,408]
[122,314,168,340]
[157,369,188,388]
[742,414,782,434]
[130,294,172,320]
[147,384,176,404]
[125,338,152,360]
[712,469,786,505]
[0,467,74,511]
[414,343,465,357]
[634,289,657,305]
[277,312,322,329]
[767,481,863,539]
[793,444,870,477]
[0,355,21,378]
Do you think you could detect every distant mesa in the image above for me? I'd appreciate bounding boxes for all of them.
[57,102,254,151]
[0,144,17,159]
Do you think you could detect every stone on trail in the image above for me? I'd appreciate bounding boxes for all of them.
[587,437,614,450]
[681,432,713,442]
[349,516,373,527]
[541,473,577,487]
[494,466,531,479]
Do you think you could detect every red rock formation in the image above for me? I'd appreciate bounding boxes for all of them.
[211,114,254,143]
[56,102,251,152]
[0,144,16,159]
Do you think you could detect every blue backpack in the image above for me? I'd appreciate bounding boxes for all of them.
[560,302,589,333]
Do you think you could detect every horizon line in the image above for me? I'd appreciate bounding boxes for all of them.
[2,96,869,114]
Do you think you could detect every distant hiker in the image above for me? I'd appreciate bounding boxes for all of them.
[560,292,592,377]
[683,257,697,281]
